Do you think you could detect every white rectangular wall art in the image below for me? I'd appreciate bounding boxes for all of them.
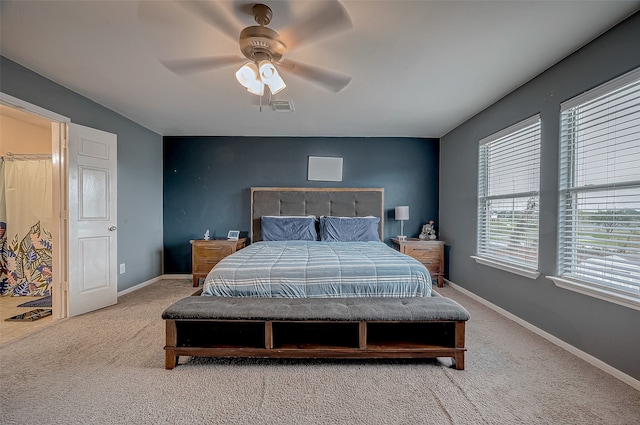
[307,156,343,182]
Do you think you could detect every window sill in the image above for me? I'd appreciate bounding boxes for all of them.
[546,276,640,312]
[470,256,540,279]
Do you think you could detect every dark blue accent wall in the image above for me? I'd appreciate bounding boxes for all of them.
[163,136,439,273]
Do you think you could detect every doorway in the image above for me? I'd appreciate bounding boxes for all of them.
[0,111,53,297]
[0,93,119,332]
[0,101,65,341]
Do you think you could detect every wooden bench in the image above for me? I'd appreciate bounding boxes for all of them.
[162,295,470,370]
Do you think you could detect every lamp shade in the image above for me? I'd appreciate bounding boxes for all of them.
[395,206,409,221]
[259,60,286,95]
[235,63,264,96]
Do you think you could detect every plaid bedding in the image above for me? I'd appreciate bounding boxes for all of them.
[202,241,432,298]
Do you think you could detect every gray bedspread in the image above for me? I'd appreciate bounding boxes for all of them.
[202,241,432,298]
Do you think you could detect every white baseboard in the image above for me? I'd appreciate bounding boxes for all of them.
[445,279,640,392]
[117,274,192,296]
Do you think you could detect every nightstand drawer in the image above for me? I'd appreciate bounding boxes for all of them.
[422,263,442,278]
[417,259,442,274]
[193,260,222,274]
[193,245,234,261]
[403,246,441,264]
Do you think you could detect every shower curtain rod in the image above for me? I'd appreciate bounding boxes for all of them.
[1,152,52,160]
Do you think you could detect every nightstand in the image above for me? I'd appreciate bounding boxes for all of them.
[391,238,445,288]
[190,238,246,287]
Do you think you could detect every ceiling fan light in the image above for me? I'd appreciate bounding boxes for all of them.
[235,63,257,86]
[246,81,265,96]
[236,62,263,94]
[266,76,286,95]
[258,60,276,80]
[258,60,286,95]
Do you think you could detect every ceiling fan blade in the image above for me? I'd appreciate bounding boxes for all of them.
[278,0,353,51]
[278,59,351,93]
[175,0,241,42]
[162,56,245,75]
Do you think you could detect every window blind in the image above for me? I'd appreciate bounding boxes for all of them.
[558,67,640,298]
[478,115,541,270]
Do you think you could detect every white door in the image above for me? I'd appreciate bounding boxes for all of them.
[68,123,117,316]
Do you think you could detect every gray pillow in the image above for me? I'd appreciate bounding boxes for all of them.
[320,216,380,242]
[261,216,318,241]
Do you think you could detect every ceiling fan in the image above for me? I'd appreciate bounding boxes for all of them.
[150,1,353,96]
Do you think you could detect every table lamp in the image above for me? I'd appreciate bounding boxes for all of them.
[395,206,409,240]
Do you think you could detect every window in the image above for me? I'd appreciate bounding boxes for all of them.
[474,115,541,278]
[553,68,640,309]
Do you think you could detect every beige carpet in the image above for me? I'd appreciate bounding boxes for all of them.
[0,278,638,425]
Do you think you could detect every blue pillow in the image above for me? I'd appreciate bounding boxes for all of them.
[261,216,318,241]
[319,216,380,242]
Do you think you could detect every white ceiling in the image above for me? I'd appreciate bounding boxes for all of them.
[1,1,638,138]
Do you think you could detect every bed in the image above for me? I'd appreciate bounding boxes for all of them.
[163,188,469,369]
[201,241,432,298]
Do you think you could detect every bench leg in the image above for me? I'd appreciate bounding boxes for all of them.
[165,319,178,369]
[454,321,466,370]
[166,350,178,369]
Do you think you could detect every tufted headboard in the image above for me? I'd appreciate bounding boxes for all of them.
[251,187,384,242]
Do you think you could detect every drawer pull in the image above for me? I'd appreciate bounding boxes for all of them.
[414,248,434,251]
[204,247,223,250]
[424,261,433,265]
[203,260,219,264]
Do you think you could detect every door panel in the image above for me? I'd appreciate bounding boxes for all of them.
[79,237,110,291]
[68,123,117,317]
[80,167,109,219]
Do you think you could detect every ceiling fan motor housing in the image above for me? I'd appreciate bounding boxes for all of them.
[251,3,272,26]
[239,25,286,62]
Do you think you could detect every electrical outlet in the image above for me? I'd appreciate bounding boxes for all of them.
[120,263,125,274]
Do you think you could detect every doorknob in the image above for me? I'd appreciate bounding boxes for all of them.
[108,226,117,231]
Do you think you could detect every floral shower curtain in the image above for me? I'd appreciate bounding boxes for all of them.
[0,158,53,296]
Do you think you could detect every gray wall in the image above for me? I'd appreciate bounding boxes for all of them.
[440,12,640,380]
[163,136,439,273]
[1,57,164,292]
